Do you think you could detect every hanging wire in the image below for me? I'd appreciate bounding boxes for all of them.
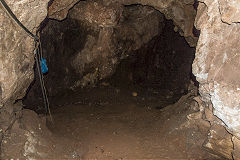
[34,42,53,123]
[0,0,53,123]
[0,0,39,41]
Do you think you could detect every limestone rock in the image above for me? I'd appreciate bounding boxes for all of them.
[47,0,198,46]
[0,0,48,105]
[193,0,240,139]
[204,104,223,125]
[0,0,48,157]
[203,124,233,159]
[48,0,80,20]
[39,4,165,94]
[1,109,74,159]
[69,1,123,27]
[2,0,240,159]
[1,109,52,159]
[232,136,240,160]
[218,0,240,24]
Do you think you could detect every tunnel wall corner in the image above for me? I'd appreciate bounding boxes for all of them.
[193,0,240,158]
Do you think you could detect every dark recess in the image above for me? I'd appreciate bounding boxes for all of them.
[110,19,196,96]
[23,8,198,113]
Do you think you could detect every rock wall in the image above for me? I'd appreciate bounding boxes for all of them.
[0,0,198,103]
[193,0,240,158]
[0,0,50,158]
[48,0,198,47]
[1,0,240,159]
[111,19,195,95]
[0,0,48,105]
[36,3,165,97]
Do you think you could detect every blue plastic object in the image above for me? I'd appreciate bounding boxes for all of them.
[41,57,48,74]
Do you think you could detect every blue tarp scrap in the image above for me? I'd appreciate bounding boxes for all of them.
[41,57,48,74]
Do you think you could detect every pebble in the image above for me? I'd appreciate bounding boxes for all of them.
[132,92,137,97]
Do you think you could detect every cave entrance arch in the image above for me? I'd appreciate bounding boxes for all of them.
[20,1,221,159]
[24,3,198,112]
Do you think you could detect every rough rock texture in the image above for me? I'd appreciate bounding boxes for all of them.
[38,3,165,96]
[48,0,198,46]
[0,0,48,105]
[193,1,240,137]
[1,109,53,159]
[218,0,240,25]
[48,0,79,20]
[0,0,51,159]
[232,136,240,160]
[110,19,195,95]
[203,124,233,159]
[192,0,240,158]
[1,109,84,159]
[2,0,240,159]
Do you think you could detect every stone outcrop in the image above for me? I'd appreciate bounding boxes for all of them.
[194,1,240,137]
[48,0,198,46]
[203,124,233,159]
[0,0,48,105]
[0,0,49,158]
[1,109,82,159]
[48,0,79,20]
[232,136,240,160]
[1,0,240,159]
[1,109,53,159]
[39,3,165,95]
[193,0,240,158]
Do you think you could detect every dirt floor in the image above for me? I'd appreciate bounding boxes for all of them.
[44,84,221,159]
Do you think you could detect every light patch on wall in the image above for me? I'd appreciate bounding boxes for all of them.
[24,132,38,159]
[223,52,228,63]
[193,27,209,82]
[195,73,208,81]
[210,82,240,137]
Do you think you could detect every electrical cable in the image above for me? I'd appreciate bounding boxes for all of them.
[0,0,39,41]
[0,0,53,123]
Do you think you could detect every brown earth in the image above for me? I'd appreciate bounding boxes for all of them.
[44,85,221,159]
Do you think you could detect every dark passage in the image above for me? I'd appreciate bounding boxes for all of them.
[23,5,196,112]
[20,3,222,160]
[110,19,195,95]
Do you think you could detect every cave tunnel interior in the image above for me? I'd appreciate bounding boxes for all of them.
[23,4,197,113]
[19,4,213,159]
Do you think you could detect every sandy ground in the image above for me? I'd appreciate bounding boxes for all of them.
[45,86,221,159]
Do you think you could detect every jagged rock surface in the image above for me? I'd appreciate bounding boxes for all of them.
[0,0,48,105]
[48,0,198,46]
[232,136,240,160]
[0,0,49,159]
[1,109,83,159]
[48,0,79,20]
[193,0,240,158]
[203,124,233,159]
[39,3,165,95]
[1,0,240,159]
